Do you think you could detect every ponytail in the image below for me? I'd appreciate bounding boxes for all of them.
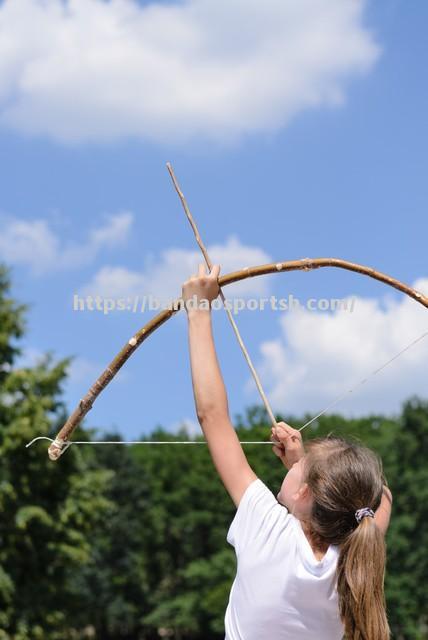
[337,517,390,640]
[303,436,391,638]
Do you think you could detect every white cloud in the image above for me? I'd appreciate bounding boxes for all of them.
[66,356,101,385]
[15,346,47,369]
[0,211,133,274]
[79,235,272,302]
[66,355,129,386]
[15,347,129,386]
[166,417,201,438]
[249,278,428,418]
[0,0,380,144]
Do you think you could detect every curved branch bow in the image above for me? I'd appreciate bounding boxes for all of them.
[48,257,428,460]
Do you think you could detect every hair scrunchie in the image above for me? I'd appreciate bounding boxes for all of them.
[355,507,375,524]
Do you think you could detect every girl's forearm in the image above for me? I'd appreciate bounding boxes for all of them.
[187,308,229,421]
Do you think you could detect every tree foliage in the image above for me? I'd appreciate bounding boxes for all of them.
[0,264,427,639]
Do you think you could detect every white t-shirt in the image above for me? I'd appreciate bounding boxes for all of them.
[224,478,344,640]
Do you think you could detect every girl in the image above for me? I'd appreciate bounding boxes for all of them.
[182,264,393,640]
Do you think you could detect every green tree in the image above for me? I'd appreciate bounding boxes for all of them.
[133,426,237,639]
[74,434,153,639]
[382,398,428,639]
[0,265,113,640]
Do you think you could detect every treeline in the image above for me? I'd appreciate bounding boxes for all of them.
[0,265,427,639]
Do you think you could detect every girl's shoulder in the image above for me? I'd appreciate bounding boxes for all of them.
[227,478,292,554]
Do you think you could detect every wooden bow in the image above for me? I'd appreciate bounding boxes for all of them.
[47,258,428,460]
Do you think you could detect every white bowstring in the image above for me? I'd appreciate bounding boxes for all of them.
[25,328,428,450]
[26,436,273,448]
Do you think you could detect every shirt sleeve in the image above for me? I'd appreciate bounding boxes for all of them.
[226,478,288,555]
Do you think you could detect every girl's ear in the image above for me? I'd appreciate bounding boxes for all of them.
[296,482,311,501]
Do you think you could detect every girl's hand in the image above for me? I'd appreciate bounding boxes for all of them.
[182,264,221,312]
[270,422,305,470]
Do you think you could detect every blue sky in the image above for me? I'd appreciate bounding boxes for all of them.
[0,0,427,439]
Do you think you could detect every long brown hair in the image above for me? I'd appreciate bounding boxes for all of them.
[303,436,390,640]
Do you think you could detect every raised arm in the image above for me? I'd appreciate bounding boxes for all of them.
[183,264,257,507]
